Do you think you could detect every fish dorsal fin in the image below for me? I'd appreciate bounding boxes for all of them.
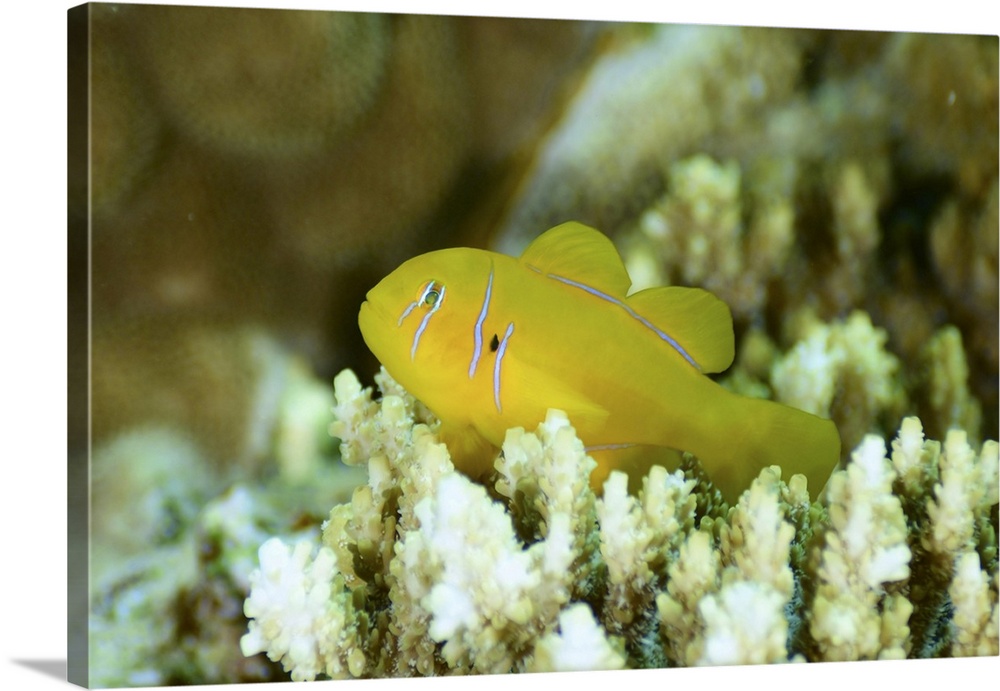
[520,222,734,374]
[519,222,632,297]
[626,286,735,373]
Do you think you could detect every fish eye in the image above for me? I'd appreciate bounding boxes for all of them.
[397,280,445,329]
[420,281,444,307]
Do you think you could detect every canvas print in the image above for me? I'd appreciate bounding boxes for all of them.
[67,2,999,687]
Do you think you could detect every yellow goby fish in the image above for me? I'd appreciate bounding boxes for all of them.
[358,222,840,502]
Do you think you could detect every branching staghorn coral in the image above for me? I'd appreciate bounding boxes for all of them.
[949,552,999,657]
[923,425,997,656]
[918,325,984,444]
[527,604,627,672]
[654,528,721,667]
[701,482,797,666]
[623,154,794,320]
[806,435,913,661]
[241,538,364,680]
[656,466,801,667]
[494,410,602,599]
[697,580,791,666]
[719,467,797,602]
[395,472,575,673]
[616,148,889,323]
[243,369,597,678]
[924,430,993,557]
[888,417,999,658]
[240,369,998,680]
[596,468,696,632]
[771,309,907,453]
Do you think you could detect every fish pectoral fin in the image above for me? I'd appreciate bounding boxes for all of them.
[505,358,611,433]
[527,372,609,439]
[518,222,632,297]
[626,286,735,373]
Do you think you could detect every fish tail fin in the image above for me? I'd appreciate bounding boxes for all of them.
[697,393,841,504]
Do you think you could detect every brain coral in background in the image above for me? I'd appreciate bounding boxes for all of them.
[84,4,597,467]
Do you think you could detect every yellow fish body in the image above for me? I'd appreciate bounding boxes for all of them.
[358,222,840,502]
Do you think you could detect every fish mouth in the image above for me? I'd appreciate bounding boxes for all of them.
[357,298,383,340]
[358,299,373,324]
[359,284,379,310]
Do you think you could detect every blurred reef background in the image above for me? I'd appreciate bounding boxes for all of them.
[71,3,998,686]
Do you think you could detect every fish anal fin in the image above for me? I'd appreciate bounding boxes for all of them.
[511,359,611,434]
[626,286,735,373]
[477,355,611,454]
[519,222,632,297]
[439,423,498,481]
[588,445,684,494]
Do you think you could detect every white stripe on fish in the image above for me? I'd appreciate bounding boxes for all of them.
[492,321,515,413]
[468,266,494,378]
[398,281,446,361]
[535,268,702,372]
